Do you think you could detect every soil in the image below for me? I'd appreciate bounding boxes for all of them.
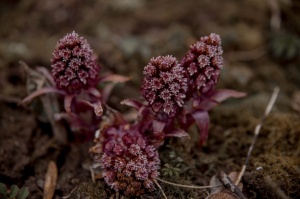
[1,0,300,198]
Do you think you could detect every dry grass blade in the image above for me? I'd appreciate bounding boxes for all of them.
[157,178,222,189]
[235,87,280,185]
[62,185,78,199]
[153,180,167,199]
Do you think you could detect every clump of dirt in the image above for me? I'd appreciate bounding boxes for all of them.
[0,102,93,199]
[0,103,36,184]
[71,181,109,199]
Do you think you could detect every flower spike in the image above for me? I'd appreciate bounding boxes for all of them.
[141,55,188,117]
[181,33,223,95]
[51,31,100,94]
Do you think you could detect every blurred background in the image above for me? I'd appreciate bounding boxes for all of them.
[1,0,299,100]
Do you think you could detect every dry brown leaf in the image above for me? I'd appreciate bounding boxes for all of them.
[207,191,239,199]
[43,161,58,199]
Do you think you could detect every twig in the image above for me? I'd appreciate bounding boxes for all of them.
[219,171,247,199]
[90,165,95,183]
[266,0,281,31]
[62,185,78,199]
[153,180,167,199]
[266,0,292,31]
[157,178,222,189]
[235,87,280,185]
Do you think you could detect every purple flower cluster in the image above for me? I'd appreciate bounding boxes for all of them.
[87,33,245,197]
[135,33,245,146]
[181,33,223,94]
[51,31,100,94]
[141,34,223,118]
[142,55,188,117]
[90,125,160,196]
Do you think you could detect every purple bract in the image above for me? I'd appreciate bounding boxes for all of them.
[51,31,100,94]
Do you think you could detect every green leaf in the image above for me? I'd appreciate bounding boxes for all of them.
[9,185,18,198]
[16,187,29,199]
[0,183,8,196]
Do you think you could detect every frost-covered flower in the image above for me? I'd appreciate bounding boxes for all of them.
[51,31,100,94]
[181,33,223,94]
[90,125,160,197]
[141,55,188,117]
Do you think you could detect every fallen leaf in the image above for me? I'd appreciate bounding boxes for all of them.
[43,161,58,199]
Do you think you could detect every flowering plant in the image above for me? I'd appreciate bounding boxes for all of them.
[21,32,245,197]
[21,31,128,142]
[90,33,245,197]
[90,115,160,196]
[123,33,246,146]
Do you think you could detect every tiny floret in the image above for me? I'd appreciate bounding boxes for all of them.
[142,55,188,117]
[181,33,223,94]
[51,31,100,94]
